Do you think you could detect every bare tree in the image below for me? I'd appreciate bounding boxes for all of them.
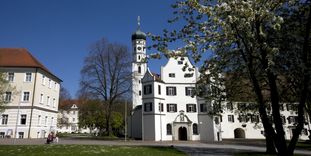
[80,38,132,136]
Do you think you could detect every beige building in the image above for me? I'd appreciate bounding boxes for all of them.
[0,48,61,138]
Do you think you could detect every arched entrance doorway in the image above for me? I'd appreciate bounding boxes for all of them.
[234,128,245,138]
[178,127,187,140]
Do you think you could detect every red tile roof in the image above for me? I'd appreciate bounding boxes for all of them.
[0,48,62,82]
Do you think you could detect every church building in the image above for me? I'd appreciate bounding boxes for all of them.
[128,18,311,141]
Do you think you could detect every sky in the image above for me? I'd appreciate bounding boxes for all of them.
[0,0,178,97]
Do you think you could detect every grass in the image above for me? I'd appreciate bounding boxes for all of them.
[0,145,186,156]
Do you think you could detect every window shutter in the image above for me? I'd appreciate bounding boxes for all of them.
[167,104,169,112]
[174,87,176,95]
[143,86,146,95]
[150,103,152,111]
[194,105,197,112]
[174,104,177,112]
[166,87,169,95]
[186,105,189,112]
[232,115,235,122]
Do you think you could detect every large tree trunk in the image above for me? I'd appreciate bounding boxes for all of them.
[288,2,311,154]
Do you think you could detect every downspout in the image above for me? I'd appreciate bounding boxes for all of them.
[28,68,38,138]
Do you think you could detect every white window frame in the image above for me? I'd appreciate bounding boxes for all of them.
[5,92,12,102]
[25,72,32,82]
[7,72,14,82]
[22,91,30,102]
[20,114,27,125]
[47,96,50,106]
[40,94,44,104]
[228,115,235,122]
[1,114,8,125]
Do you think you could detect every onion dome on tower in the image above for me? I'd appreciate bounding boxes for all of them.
[131,16,146,40]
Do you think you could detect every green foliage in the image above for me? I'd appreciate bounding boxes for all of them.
[79,100,106,132]
[150,0,311,154]
[0,72,15,112]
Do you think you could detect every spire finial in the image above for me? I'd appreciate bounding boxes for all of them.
[137,16,141,30]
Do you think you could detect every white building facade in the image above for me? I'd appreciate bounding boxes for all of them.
[128,22,311,141]
[0,48,61,139]
[57,104,91,134]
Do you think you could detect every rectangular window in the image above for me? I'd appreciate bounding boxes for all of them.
[226,102,233,110]
[158,85,161,95]
[250,115,260,123]
[143,85,152,95]
[5,92,12,102]
[25,73,32,82]
[139,91,141,96]
[40,94,44,103]
[167,104,177,112]
[169,73,175,77]
[238,115,248,123]
[1,115,8,125]
[178,61,183,65]
[144,102,152,112]
[186,104,197,112]
[200,103,207,112]
[0,132,5,138]
[228,115,235,122]
[281,116,286,125]
[185,87,195,96]
[8,72,14,82]
[184,73,194,78]
[20,115,27,125]
[159,103,164,112]
[18,132,24,139]
[47,96,50,106]
[166,87,176,96]
[22,92,30,102]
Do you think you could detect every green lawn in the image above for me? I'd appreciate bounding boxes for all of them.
[0,145,186,156]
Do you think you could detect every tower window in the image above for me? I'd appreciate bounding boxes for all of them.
[137,46,142,51]
[138,55,141,60]
[138,66,141,73]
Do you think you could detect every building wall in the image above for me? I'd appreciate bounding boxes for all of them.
[0,67,60,138]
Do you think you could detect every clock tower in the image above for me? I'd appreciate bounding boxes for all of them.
[132,16,147,109]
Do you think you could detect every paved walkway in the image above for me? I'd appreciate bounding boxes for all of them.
[0,138,310,156]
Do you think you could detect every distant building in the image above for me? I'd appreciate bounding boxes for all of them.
[128,19,311,141]
[57,104,90,133]
[0,48,61,138]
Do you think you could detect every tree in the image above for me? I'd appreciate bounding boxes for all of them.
[58,86,72,109]
[150,0,311,155]
[0,72,15,111]
[79,38,132,136]
[78,99,106,134]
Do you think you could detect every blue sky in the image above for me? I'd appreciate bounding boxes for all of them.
[0,0,178,97]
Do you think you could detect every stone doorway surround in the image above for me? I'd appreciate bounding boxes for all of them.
[172,110,192,141]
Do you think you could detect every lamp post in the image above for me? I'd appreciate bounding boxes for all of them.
[125,100,127,141]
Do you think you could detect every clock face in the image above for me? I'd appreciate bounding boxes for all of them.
[137,47,142,50]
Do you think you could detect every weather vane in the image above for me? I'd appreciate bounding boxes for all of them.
[137,16,141,30]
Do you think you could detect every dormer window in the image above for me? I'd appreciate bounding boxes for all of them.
[178,61,183,65]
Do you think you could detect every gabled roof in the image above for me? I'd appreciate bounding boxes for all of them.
[0,48,62,82]
[142,68,164,83]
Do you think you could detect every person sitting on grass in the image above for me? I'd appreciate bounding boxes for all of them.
[46,132,54,144]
